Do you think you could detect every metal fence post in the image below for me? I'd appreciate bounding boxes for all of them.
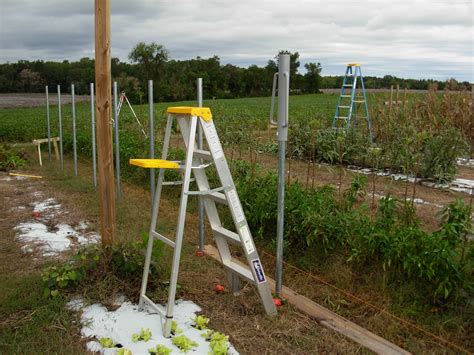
[197,78,205,251]
[90,83,97,188]
[45,85,51,162]
[148,80,155,207]
[113,81,121,199]
[57,85,64,170]
[72,84,78,176]
[269,53,290,296]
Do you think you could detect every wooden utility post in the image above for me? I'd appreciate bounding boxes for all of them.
[94,0,116,246]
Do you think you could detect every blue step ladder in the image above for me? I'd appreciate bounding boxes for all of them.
[332,63,373,141]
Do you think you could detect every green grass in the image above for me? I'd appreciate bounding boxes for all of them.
[0,273,83,353]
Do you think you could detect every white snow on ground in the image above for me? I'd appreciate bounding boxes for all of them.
[32,197,61,212]
[347,166,474,195]
[71,298,239,355]
[14,222,99,256]
[457,158,474,168]
[13,196,99,257]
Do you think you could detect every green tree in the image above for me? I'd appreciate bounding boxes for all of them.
[128,42,169,96]
[304,62,322,93]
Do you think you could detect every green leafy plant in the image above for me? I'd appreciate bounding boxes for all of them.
[132,328,152,342]
[0,143,26,171]
[148,344,172,355]
[117,349,133,355]
[42,264,85,298]
[209,332,229,355]
[193,315,209,330]
[99,337,115,348]
[171,335,198,352]
[171,320,182,335]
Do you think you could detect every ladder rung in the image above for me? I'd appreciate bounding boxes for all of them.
[162,178,195,186]
[186,186,225,196]
[194,149,212,160]
[212,226,241,245]
[353,100,366,103]
[343,84,353,87]
[339,106,351,108]
[202,191,228,205]
[151,230,175,248]
[224,260,255,284]
[141,295,165,317]
[336,116,349,119]
[341,95,352,98]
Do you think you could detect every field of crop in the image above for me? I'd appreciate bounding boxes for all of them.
[1,90,473,352]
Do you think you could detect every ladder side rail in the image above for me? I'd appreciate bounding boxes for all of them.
[358,66,373,142]
[177,116,236,269]
[138,114,174,310]
[332,66,350,127]
[163,115,198,337]
[199,118,277,316]
[348,72,358,128]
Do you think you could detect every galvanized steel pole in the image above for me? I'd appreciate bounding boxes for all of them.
[197,78,205,251]
[275,53,290,296]
[90,83,97,188]
[148,80,155,207]
[57,85,64,170]
[113,81,121,199]
[71,84,78,176]
[45,86,51,162]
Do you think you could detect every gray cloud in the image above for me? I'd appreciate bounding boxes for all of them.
[0,0,472,81]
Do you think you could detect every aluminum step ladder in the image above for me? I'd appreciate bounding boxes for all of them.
[130,106,277,337]
[332,63,373,141]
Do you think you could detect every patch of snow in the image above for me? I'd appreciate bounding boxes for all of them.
[457,158,474,167]
[32,198,61,213]
[75,299,239,355]
[14,222,98,256]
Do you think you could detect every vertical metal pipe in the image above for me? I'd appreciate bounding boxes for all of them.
[57,85,64,170]
[71,84,78,176]
[275,53,290,296]
[197,78,205,251]
[148,80,155,207]
[90,83,97,188]
[45,86,52,162]
[113,81,121,199]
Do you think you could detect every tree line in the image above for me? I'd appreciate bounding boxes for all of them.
[0,42,470,104]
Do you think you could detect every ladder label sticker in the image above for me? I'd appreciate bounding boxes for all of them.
[251,259,266,284]
[227,189,245,223]
[239,224,255,255]
[203,120,224,160]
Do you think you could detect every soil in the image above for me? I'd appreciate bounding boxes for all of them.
[0,93,90,109]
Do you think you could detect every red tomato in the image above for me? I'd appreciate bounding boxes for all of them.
[273,298,282,307]
[214,284,225,293]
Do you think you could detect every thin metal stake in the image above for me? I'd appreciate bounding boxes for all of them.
[90,83,97,188]
[57,85,64,170]
[113,81,121,199]
[45,85,51,162]
[72,84,78,176]
[197,78,205,251]
[148,80,155,207]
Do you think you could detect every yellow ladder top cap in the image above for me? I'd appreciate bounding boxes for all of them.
[167,106,213,121]
[129,158,180,169]
[347,63,361,66]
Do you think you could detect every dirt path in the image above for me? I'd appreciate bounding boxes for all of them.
[0,93,90,109]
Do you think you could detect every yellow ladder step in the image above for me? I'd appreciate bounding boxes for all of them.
[167,106,212,121]
[129,158,180,169]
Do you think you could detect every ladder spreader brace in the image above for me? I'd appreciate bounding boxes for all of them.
[130,106,277,337]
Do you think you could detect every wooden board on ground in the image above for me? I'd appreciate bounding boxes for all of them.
[204,244,410,355]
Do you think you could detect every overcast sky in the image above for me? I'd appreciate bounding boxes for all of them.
[0,0,472,81]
